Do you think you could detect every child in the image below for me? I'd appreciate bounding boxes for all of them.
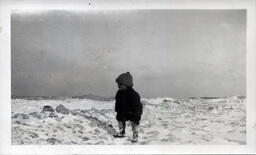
[114,72,143,142]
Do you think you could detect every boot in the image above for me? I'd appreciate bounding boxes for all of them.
[131,131,138,143]
[115,121,126,137]
[131,122,139,142]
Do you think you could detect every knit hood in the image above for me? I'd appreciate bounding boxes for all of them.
[115,72,133,87]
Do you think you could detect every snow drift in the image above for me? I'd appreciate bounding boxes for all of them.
[11,96,246,145]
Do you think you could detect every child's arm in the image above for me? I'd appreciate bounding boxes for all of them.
[115,91,119,112]
[130,92,143,116]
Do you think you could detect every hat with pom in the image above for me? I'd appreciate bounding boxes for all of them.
[116,72,133,87]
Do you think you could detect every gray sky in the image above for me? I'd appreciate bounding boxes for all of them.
[11,10,246,98]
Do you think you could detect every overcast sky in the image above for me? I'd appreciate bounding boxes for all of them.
[11,10,246,98]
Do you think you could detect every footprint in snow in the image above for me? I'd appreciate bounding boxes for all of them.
[82,137,90,141]
[46,138,61,145]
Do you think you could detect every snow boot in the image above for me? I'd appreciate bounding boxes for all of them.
[114,121,126,138]
[131,122,139,143]
[131,131,138,143]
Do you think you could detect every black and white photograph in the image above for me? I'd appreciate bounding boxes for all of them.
[0,0,256,154]
[11,9,247,145]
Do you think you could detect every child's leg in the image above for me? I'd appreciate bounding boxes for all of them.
[131,121,139,142]
[118,121,126,135]
[116,114,126,136]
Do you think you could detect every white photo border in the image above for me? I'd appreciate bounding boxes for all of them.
[0,0,255,154]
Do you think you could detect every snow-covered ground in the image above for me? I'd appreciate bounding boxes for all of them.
[11,96,246,145]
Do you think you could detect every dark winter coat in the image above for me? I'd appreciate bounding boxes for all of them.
[115,87,143,124]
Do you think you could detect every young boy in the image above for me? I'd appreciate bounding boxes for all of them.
[114,72,143,142]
